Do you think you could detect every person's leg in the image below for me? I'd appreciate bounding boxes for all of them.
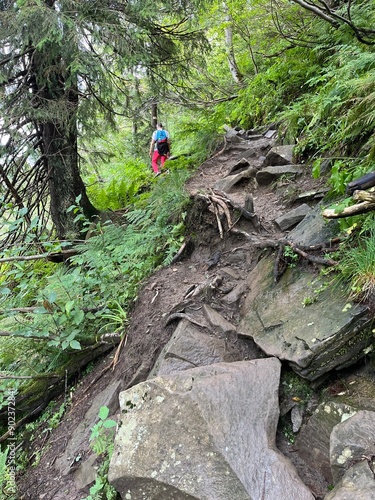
[160,155,167,169]
[151,151,161,173]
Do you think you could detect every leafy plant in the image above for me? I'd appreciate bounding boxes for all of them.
[81,406,118,500]
[283,245,299,268]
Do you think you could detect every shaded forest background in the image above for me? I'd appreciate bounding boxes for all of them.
[1,0,375,496]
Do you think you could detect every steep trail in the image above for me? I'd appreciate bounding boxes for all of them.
[17,131,328,499]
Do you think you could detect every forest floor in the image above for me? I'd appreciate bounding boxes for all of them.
[17,136,329,500]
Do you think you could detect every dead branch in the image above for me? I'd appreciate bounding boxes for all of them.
[229,228,338,267]
[322,201,375,219]
[0,340,118,438]
[288,242,338,267]
[229,227,280,247]
[0,373,59,380]
[213,189,260,230]
[0,330,55,340]
[209,190,233,228]
[213,203,224,238]
[170,240,187,264]
[0,248,79,264]
[274,242,287,282]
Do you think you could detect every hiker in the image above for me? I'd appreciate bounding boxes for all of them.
[149,123,171,175]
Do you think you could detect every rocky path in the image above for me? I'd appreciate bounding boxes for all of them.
[17,129,375,500]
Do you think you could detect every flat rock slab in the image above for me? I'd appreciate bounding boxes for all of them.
[256,165,304,185]
[330,410,375,482]
[109,359,314,500]
[324,461,375,500]
[214,167,256,192]
[288,204,339,246]
[238,256,371,380]
[149,311,251,378]
[275,203,312,231]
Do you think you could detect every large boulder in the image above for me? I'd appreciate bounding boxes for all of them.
[109,359,314,500]
[238,256,371,381]
[214,166,256,192]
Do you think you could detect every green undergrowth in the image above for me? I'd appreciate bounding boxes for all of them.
[0,166,192,432]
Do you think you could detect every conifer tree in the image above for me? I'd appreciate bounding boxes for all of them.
[0,0,204,239]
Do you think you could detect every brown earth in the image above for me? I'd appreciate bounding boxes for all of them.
[16,136,329,500]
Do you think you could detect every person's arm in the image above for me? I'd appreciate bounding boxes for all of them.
[149,138,155,157]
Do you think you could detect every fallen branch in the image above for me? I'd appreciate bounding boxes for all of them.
[0,305,105,315]
[322,201,375,218]
[0,340,119,436]
[288,242,338,267]
[0,248,79,264]
[170,241,188,264]
[0,330,55,341]
[229,228,338,268]
[274,242,287,283]
[213,202,224,238]
[0,373,60,380]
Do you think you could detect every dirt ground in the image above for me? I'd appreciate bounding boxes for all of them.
[16,135,328,500]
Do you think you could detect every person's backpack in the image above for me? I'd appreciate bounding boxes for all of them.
[155,130,170,156]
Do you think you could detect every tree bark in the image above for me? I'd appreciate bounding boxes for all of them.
[42,120,99,239]
[223,2,243,84]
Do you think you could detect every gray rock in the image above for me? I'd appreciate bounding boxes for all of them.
[148,319,215,377]
[264,129,277,139]
[214,167,256,192]
[288,204,340,246]
[238,256,371,380]
[295,401,357,483]
[256,165,304,185]
[240,148,257,159]
[275,203,312,231]
[324,461,375,499]
[201,303,237,333]
[330,410,375,482]
[148,310,253,379]
[291,405,304,433]
[228,157,251,174]
[224,127,244,143]
[247,134,264,141]
[263,145,295,166]
[222,281,248,305]
[109,359,314,500]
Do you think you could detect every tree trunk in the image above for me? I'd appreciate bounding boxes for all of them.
[34,7,99,240]
[223,3,243,84]
[42,121,99,239]
[152,102,158,128]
